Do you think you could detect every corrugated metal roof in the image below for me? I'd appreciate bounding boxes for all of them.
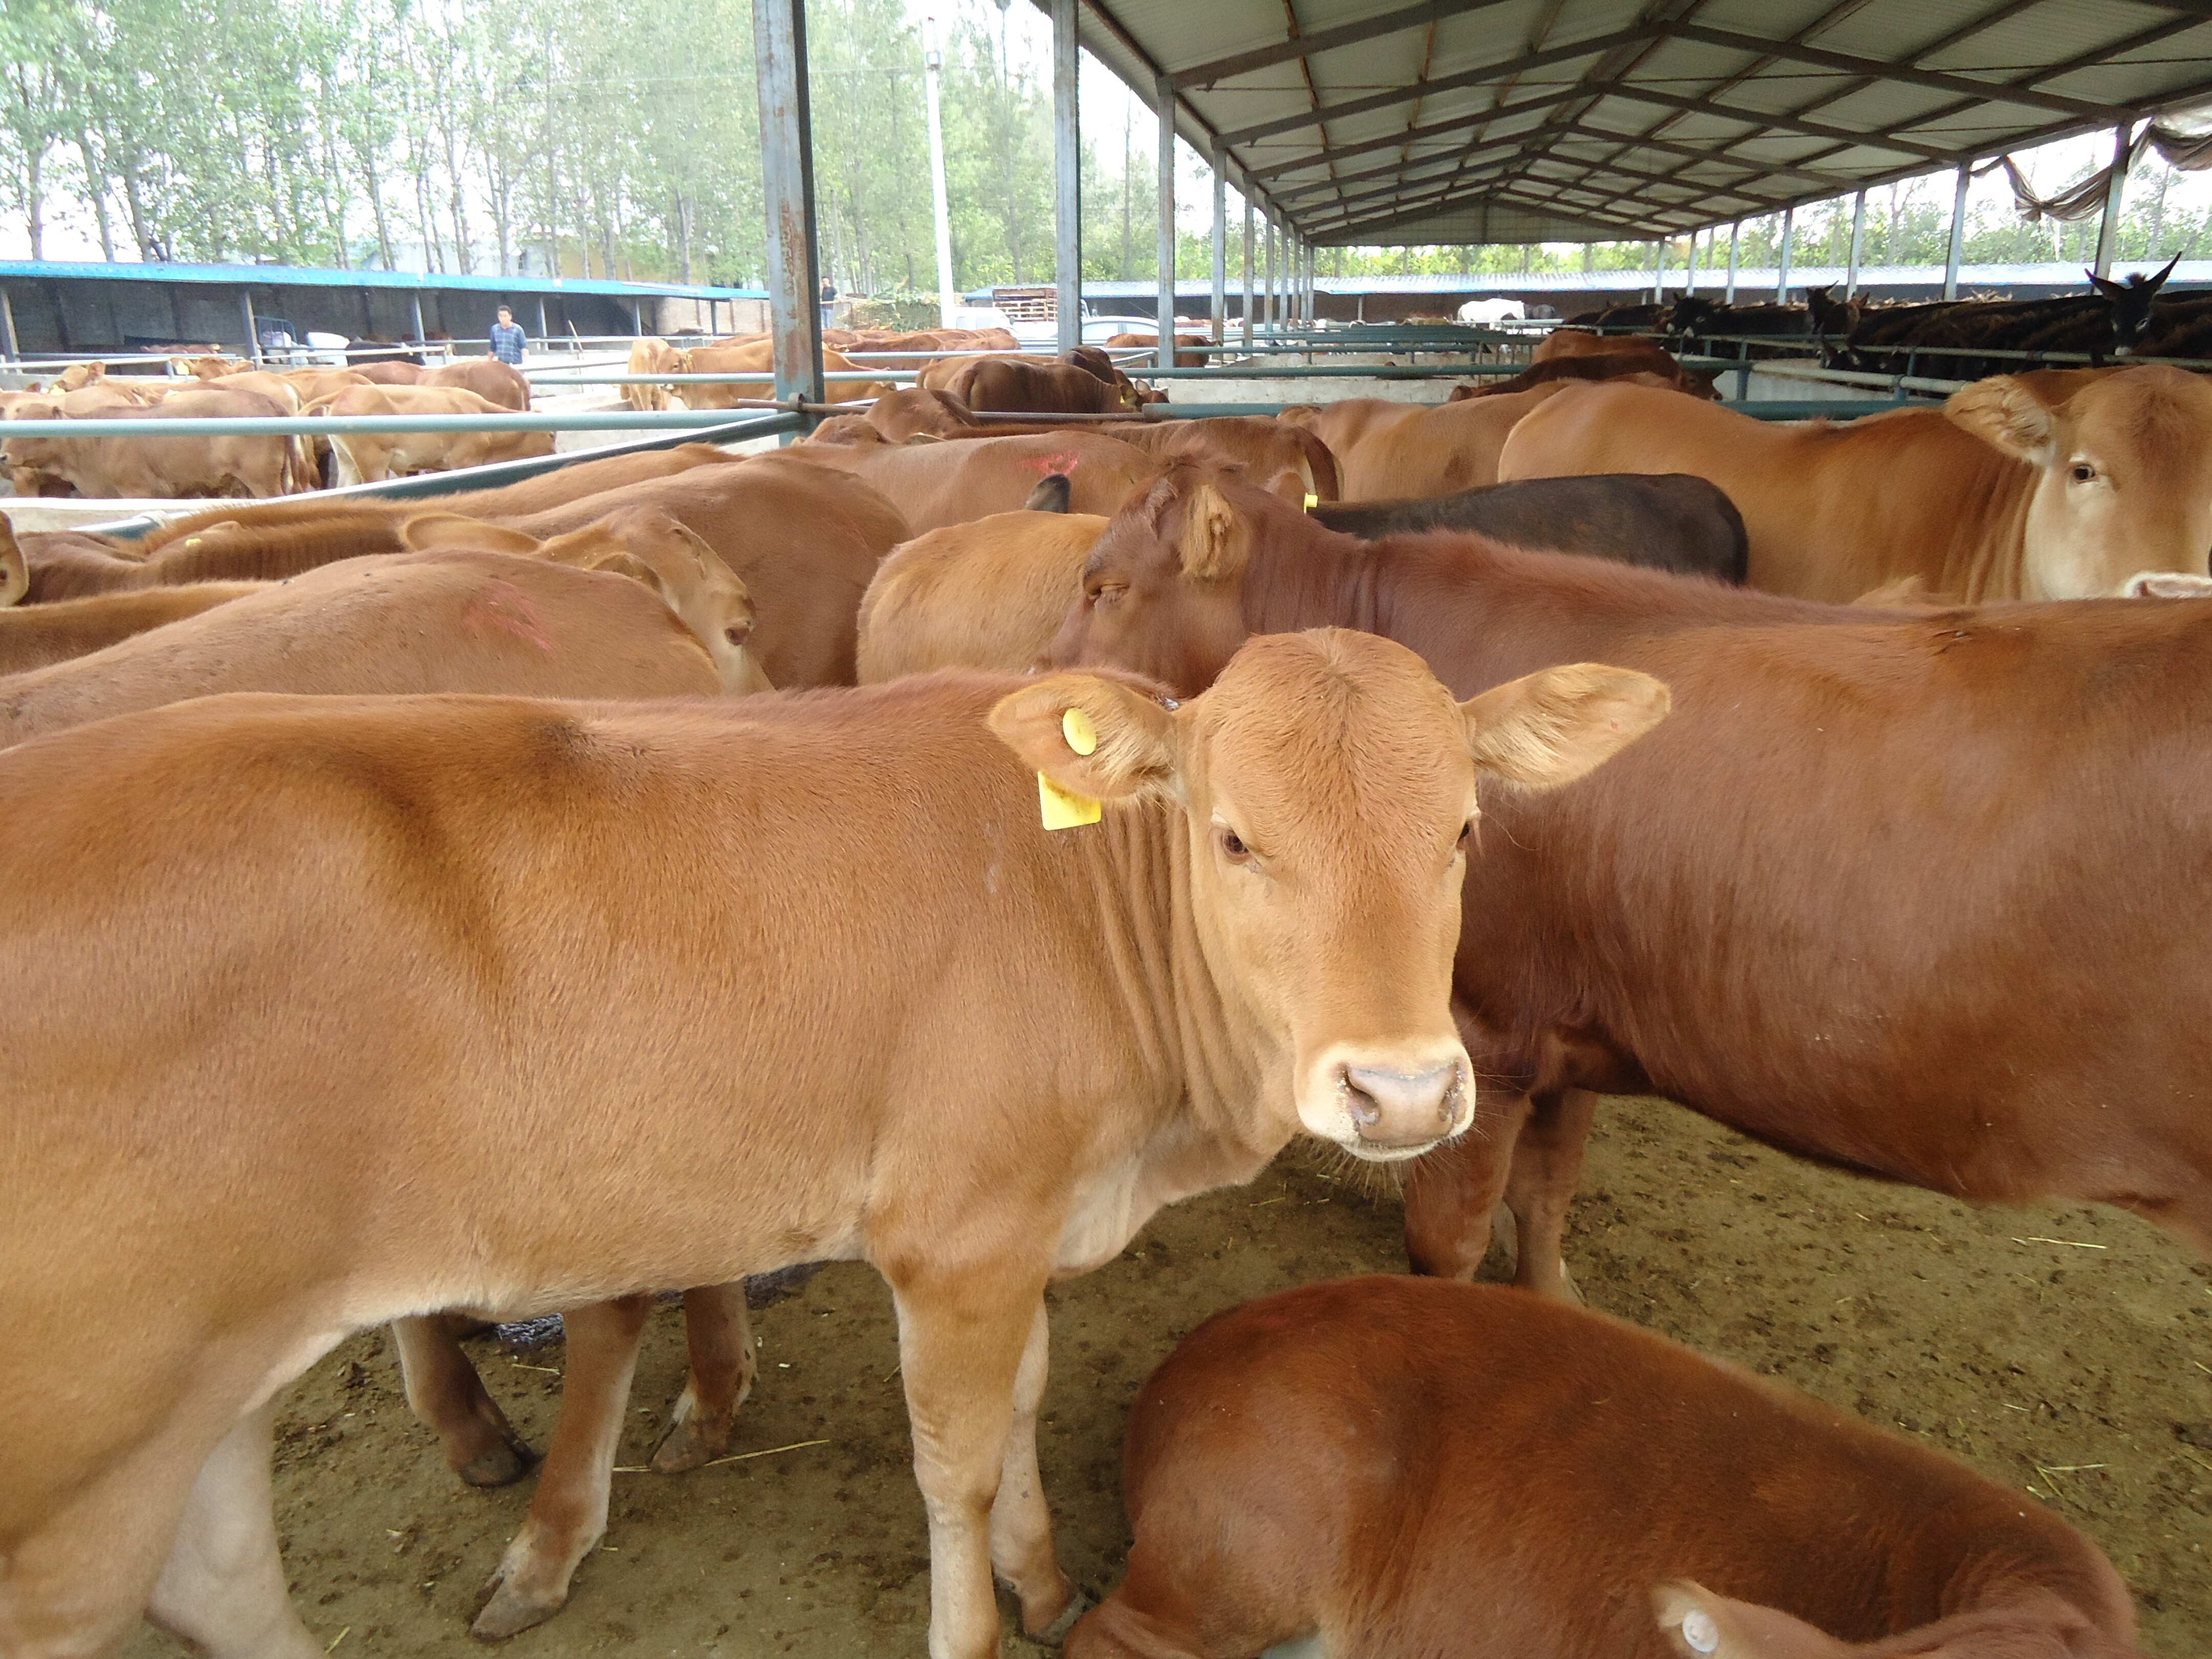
[1042,0,2212,246]
[0,259,764,301]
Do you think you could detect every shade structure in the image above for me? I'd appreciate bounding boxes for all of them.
[1039,0,2212,245]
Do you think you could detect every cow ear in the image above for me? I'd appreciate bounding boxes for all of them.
[0,516,24,607]
[1179,481,1251,582]
[989,673,1178,806]
[1462,663,1669,791]
[1944,376,2057,465]
[400,513,540,555]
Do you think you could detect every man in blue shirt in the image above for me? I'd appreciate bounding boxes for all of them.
[488,306,528,366]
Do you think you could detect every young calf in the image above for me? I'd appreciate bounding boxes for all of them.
[1070,1277,2141,1659]
[0,631,1663,1658]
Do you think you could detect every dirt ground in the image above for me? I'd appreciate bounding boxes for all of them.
[126,1094,2211,1659]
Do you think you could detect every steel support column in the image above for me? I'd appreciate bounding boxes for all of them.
[0,286,18,361]
[2093,122,2133,279]
[754,0,826,422]
[1156,73,1176,372]
[1775,206,1794,301]
[1054,0,1082,356]
[1242,198,1256,350]
[409,294,427,348]
[240,289,259,361]
[1846,189,1867,299]
[1264,215,1277,329]
[1942,162,1970,300]
[1684,228,1700,295]
[1210,147,1227,344]
[1725,221,1740,303]
[1653,237,1667,305]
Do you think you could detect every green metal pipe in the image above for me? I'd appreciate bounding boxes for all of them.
[0,409,786,437]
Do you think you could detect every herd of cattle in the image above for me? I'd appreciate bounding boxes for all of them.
[1,327,2208,1659]
[1583,256,2212,376]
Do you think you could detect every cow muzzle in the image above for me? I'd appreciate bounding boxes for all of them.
[1306,1047,1473,1159]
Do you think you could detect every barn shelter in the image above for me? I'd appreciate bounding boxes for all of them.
[0,260,769,363]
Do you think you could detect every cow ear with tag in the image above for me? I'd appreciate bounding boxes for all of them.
[1178,481,1253,583]
[1944,376,2058,466]
[399,513,542,556]
[989,673,1179,822]
[1462,662,1670,792]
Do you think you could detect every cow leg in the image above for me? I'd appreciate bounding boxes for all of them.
[472,1293,652,1641]
[1400,1089,1532,1280]
[650,1282,755,1473]
[888,1268,1054,1659]
[145,1400,320,1659]
[328,439,364,489]
[1500,1087,1599,1302]
[989,1302,1080,1639]
[389,1314,536,1487]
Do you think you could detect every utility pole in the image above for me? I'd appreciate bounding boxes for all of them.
[923,15,959,328]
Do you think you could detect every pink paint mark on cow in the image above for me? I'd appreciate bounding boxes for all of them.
[462,579,556,653]
[1022,450,1084,477]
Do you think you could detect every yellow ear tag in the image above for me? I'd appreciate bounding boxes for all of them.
[1302,492,1318,511]
[1038,705,1103,829]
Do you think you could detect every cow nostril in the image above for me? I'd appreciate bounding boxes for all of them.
[1341,1073,1383,1126]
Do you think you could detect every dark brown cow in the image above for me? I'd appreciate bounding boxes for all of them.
[789,429,1157,534]
[1311,473,1748,583]
[1049,472,2212,1293]
[1449,348,1718,400]
[0,631,1661,1656]
[1070,1278,2142,1659]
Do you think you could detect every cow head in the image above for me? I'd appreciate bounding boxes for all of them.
[1946,366,2212,599]
[2087,252,2180,354]
[995,631,1664,1159]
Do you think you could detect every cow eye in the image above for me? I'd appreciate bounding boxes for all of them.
[1456,819,1475,850]
[2071,462,2097,483]
[1217,826,1252,863]
[1091,582,1124,606]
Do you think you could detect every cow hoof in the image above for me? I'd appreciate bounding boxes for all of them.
[456,1435,538,1489]
[470,1570,568,1642]
[648,1414,727,1474]
[1025,1587,1097,1647]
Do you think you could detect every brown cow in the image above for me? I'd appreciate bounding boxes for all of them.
[278,367,373,408]
[1069,1278,2142,1659]
[0,628,1661,1655]
[350,360,427,386]
[1102,331,1207,369]
[1531,326,1658,363]
[1,388,304,499]
[680,341,890,409]
[946,357,1141,416]
[1048,472,2212,1296]
[424,355,532,411]
[623,337,687,411]
[1498,367,2212,601]
[857,510,1108,680]
[317,384,555,486]
[497,452,909,688]
[1112,416,1338,503]
[0,516,762,747]
[1333,382,1569,498]
[790,428,1158,533]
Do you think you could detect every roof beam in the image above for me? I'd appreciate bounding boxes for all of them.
[1317,182,1674,243]
[1289,153,1527,224]
[1526,155,1797,215]
[1247,78,1629,181]
[1215,24,1663,146]
[1166,0,1514,90]
[1662,23,2133,122]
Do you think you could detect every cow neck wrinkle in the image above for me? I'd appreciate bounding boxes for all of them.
[1065,794,1282,1164]
[1242,522,1387,645]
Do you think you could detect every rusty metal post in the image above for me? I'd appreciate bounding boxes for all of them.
[754,0,826,427]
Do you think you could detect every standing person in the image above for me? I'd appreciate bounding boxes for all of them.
[488,305,528,366]
[818,276,837,331]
